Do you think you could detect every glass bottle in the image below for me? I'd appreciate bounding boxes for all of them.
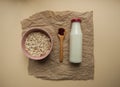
[69,18,82,63]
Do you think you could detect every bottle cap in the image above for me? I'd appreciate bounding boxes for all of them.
[71,18,81,23]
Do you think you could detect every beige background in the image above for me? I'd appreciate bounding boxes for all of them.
[0,0,120,87]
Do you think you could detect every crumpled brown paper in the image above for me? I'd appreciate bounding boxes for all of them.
[21,10,94,80]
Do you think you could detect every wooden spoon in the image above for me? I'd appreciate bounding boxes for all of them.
[58,28,65,63]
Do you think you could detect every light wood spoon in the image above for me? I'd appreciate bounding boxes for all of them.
[58,28,65,63]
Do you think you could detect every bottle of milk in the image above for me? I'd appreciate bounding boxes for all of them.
[69,18,82,63]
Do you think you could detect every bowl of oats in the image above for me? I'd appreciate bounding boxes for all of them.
[21,28,53,60]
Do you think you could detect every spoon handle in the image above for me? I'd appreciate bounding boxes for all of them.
[59,37,64,62]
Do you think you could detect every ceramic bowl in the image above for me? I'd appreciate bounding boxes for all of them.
[21,28,53,60]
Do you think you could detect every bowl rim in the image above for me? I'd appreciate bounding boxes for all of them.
[21,27,53,60]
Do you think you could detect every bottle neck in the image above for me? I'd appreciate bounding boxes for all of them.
[71,22,82,33]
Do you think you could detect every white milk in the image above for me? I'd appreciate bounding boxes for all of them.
[69,19,82,63]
